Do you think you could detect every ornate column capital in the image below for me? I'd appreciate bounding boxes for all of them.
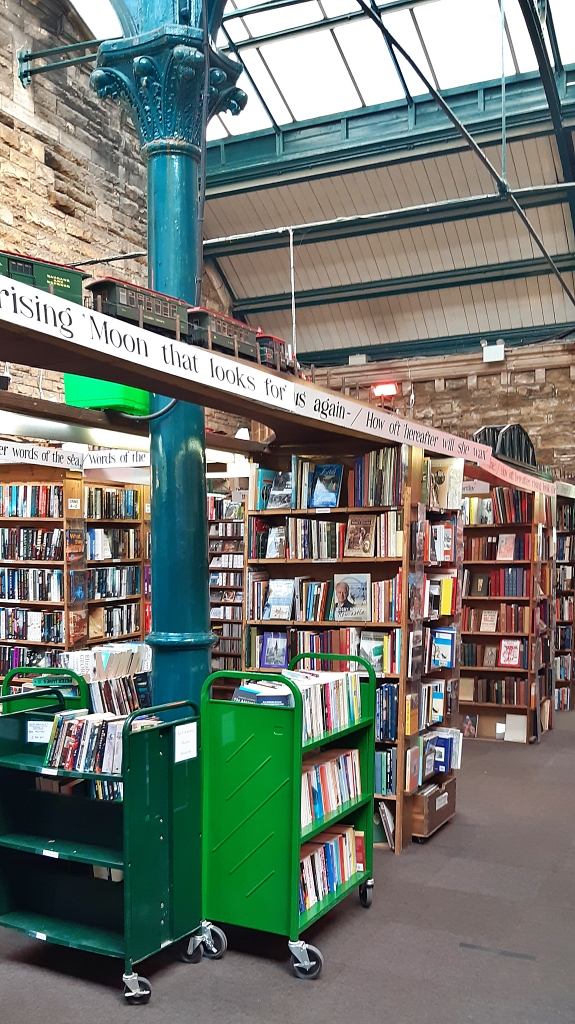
[90,26,246,158]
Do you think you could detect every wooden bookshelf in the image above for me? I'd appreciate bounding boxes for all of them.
[243,446,463,854]
[460,486,554,743]
[555,481,575,711]
[208,498,244,672]
[0,465,84,666]
[84,482,145,643]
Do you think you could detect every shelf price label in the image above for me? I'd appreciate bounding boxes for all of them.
[27,720,53,744]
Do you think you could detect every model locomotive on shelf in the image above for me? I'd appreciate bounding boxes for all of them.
[0,250,295,413]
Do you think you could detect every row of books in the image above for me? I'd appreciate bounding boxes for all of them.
[246,625,361,671]
[89,602,140,640]
[232,670,362,744]
[88,674,148,715]
[299,825,362,913]
[555,686,571,711]
[557,536,575,562]
[210,571,243,587]
[249,449,405,514]
[463,567,530,598]
[462,489,533,526]
[423,626,457,671]
[558,504,575,530]
[249,512,404,562]
[211,605,242,621]
[209,554,243,569]
[463,532,531,562]
[418,679,447,729]
[376,682,398,741]
[371,573,402,624]
[212,637,241,654]
[461,603,529,634]
[374,747,396,795]
[86,528,141,562]
[0,527,64,562]
[301,748,362,828]
[207,495,243,520]
[85,487,140,521]
[65,641,151,683]
[248,573,373,622]
[210,589,243,605]
[0,567,64,602]
[418,517,457,563]
[460,675,530,706]
[90,779,123,801]
[461,639,528,669]
[420,571,458,619]
[211,654,240,669]
[209,520,244,538]
[0,643,61,672]
[557,624,572,650]
[406,727,462,790]
[556,596,574,621]
[557,565,574,590]
[0,484,63,519]
[0,608,64,643]
[44,709,127,774]
[87,566,141,600]
[555,654,572,681]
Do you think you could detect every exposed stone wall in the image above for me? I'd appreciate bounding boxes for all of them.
[313,341,575,475]
[0,1,244,432]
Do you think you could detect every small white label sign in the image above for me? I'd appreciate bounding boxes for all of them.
[32,931,47,941]
[68,498,81,510]
[436,792,449,810]
[145,503,151,514]
[27,720,53,744]
[41,767,58,776]
[174,722,198,763]
[42,849,59,859]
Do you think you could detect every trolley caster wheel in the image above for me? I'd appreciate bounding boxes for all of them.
[177,935,203,963]
[290,944,323,980]
[202,924,227,960]
[359,878,374,908]
[123,976,152,1005]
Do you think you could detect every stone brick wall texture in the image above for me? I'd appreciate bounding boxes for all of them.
[0,0,249,435]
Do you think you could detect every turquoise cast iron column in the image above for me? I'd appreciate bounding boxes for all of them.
[91,1,246,705]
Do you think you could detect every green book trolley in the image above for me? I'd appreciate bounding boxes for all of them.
[201,653,375,979]
[0,689,222,1004]
[1,666,91,713]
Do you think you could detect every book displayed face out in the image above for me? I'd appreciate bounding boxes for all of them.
[333,573,371,621]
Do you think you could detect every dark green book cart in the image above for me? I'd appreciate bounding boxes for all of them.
[1,666,90,713]
[0,688,223,1004]
[201,653,375,979]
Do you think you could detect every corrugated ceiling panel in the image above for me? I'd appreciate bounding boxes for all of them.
[218,205,572,299]
[250,273,575,354]
[205,136,560,238]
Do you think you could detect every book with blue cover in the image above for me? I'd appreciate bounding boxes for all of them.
[256,469,275,510]
[309,464,343,509]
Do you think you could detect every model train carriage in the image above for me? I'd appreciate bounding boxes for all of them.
[257,331,289,373]
[86,278,190,338]
[0,250,85,303]
[188,307,260,362]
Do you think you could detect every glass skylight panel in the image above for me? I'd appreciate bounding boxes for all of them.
[241,48,296,123]
[222,16,252,44]
[502,0,538,72]
[380,8,438,96]
[69,0,121,37]
[415,0,514,90]
[240,0,323,38]
[549,0,575,66]
[334,21,405,106]
[207,117,230,141]
[218,72,275,134]
[258,29,364,120]
[320,0,361,16]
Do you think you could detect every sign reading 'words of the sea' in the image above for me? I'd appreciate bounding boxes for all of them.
[0,273,492,463]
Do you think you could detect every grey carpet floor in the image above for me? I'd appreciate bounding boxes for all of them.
[1,713,575,1024]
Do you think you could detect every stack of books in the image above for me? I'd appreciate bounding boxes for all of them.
[374,747,396,795]
[0,567,64,602]
[85,487,140,520]
[299,825,361,912]
[0,484,63,518]
[86,528,141,561]
[0,527,64,561]
[375,682,398,740]
[0,608,64,643]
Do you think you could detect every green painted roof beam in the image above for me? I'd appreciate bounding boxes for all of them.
[204,183,575,258]
[232,252,575,314]
[298,322,575,366]
[207,67,575,195]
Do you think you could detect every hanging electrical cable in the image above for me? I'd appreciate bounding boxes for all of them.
[501,0,507,183]
[353,0,575,311]
[288,226,297,363]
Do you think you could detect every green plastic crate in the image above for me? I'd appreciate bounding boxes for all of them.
[64,374,150,415]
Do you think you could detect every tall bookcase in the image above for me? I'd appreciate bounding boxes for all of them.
[555,481,575,711]
[460,486,554,743]
[243,445,462,854]
[208,498,244,673]
[84,482,146,645]
[0,465,85,671]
